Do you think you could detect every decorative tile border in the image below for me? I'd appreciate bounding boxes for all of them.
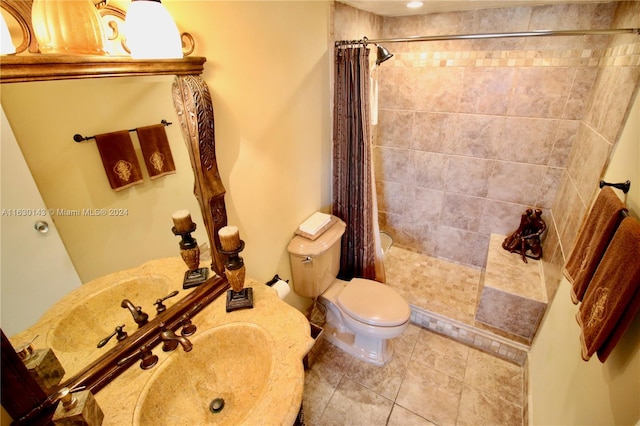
[392,42,640,68]
[410,303,529,366]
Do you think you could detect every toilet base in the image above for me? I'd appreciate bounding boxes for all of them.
[322,323,394,366]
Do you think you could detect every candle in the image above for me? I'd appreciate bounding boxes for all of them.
[172,209,193,233]
[218,225,240,251]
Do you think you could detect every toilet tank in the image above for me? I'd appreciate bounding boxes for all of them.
[287,218,346,298]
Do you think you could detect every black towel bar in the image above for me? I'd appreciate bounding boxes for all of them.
[73,119,172,143]
[599,180,631,194]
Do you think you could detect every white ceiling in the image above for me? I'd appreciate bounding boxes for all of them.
[340,0,614,16]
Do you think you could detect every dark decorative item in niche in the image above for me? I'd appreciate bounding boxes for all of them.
[502,208,547,263]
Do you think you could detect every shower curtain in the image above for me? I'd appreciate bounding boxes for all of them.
[332,45,385,283]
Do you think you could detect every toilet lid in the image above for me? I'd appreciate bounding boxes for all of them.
[338,278,410,327]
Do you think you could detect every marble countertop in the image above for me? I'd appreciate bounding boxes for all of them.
[10,258,314,425]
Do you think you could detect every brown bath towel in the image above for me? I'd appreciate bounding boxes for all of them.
[576,216,640,362]
[136,124,176,179]
[94,130,144,191]
[564,186,627,303]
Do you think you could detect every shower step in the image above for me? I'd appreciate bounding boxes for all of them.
[474,234,548,346]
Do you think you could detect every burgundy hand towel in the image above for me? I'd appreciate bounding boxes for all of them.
[563,186,627,303]
[94,130,144,191]
[576,217,640,362]
[136,124,176,179]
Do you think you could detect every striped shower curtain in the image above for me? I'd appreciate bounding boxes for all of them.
[332,45,385,283]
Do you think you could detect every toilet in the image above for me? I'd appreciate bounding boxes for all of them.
[287,218,410,366]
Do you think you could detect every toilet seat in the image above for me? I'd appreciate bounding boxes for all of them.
[338,278,411,327]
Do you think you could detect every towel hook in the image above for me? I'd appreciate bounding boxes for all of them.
[599,180,631,194]
[73,119,172,143]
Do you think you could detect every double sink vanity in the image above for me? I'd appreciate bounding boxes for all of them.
[9,258,314,425]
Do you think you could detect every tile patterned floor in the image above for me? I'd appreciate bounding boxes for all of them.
[384,246,483,326]
[303,324,525,426]
[302,245,527,425]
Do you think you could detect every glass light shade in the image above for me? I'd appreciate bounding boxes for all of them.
[0,13,16,55]
[124,0,182,59]
[31,0,108,55]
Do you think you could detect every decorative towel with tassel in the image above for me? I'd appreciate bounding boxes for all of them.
[94,130,144,191]
[576,216,640,362]
[563,186,628,303]
[136,124,176,179]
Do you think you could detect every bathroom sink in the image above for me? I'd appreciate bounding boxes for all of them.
[49,275,175,353]
[133,323,274,426]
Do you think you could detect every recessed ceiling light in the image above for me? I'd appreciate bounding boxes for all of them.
[407,1,424,9]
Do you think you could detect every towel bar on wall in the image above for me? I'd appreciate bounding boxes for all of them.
[73,119,172,143]
[599,180,631,194]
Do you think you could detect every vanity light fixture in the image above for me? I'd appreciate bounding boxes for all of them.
[124,0,182,59]
[407,1,424,9]
[31,0,108,55]
[0,13,15,54]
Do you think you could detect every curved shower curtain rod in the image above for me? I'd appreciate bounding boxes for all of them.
[335,28,640,46]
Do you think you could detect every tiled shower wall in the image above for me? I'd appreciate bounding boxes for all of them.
[542,1,640,301]
[372,3,622,269]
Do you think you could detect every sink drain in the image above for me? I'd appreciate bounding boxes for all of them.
[209,398,225,414]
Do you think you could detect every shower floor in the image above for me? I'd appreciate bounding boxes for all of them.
[384,246,483,326]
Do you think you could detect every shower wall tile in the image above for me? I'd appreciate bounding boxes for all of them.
[452,114,503,158]
[541,217,564,302]
[553,172,587,257]
[412,112,458,153]
[507,67,576,118]
[410,151,449,190]
[404,186,444,225]
[470,6,531,36]
[566,124,612,204]
[525,3,615,51]
[478,201,530,236]
[498,117,558,165]
[441,193,487,233]
[486,162,547,205]
[475,287,547,343]
[444,157,494,198]
[374,146,412,183]
[585,66,640,142]
[564,67,598,120]
[378,68,416,110]
[378,67,464,112]
[459,67,514,115]
[375,180,407,216]
[435,226,489,267]
[536,167,564,209]
[398,221,438,255]
[547,120,580,167]
[377,109,413,148]
[411,67,465,112]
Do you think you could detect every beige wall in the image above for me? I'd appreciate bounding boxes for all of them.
[528,90,640,426]
[1,1,332,312]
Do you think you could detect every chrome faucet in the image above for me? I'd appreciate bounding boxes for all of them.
[160,328,193,352]
[120,299,149,328]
